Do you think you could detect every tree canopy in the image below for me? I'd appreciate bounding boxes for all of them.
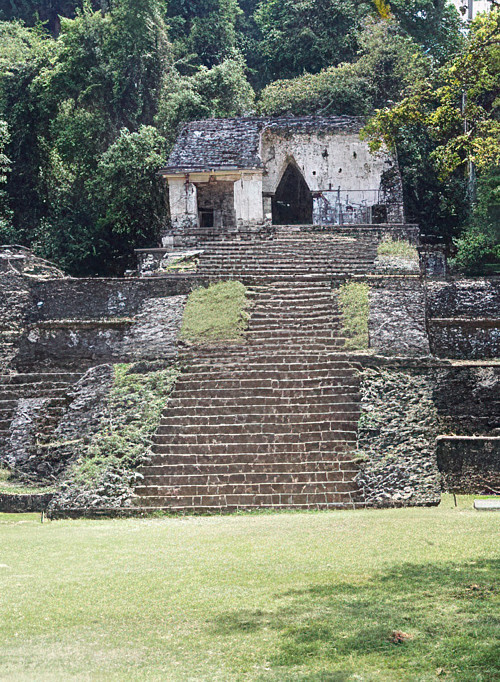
[0,0,497,274]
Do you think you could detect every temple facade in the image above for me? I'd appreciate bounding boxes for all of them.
[160,116,405,243]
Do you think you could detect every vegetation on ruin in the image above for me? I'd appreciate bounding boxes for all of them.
[0,2,497,273]
[0,466,54,495]
[50,362,179,510]
[180,280,250,344]
[0,501,499,680]
[377,237,419,261]
[363,8,500,266]
[338,281,370,350]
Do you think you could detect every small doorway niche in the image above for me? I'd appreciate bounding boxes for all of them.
[272,163,313,225]
[199,209,215,228]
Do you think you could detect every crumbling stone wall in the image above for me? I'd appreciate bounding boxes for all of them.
[356,359,500,503]
[432,364,500,434]
[427,279,500,359]
[0,273,31,371]
[15,277,200,368]
[368,277,429,356]
[437,436,500,494]
[355,367,441,506]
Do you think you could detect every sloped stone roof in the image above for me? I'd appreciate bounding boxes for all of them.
[162,116,364,174]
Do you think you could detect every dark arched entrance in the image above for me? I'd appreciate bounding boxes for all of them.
[272,163,313,225]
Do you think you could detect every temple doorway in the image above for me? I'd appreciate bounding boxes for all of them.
[272,163,313,225]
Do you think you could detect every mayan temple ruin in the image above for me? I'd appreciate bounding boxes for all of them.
[1,116,499,515]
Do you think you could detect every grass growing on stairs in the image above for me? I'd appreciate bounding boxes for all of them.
[338,281,369,349]
[180,280,250,344]
[50,363,179,511]
[378,237,419,261]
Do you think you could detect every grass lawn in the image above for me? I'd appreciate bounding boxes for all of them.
[0,497,498,681]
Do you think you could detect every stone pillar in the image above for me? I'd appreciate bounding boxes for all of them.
[234,172,264,229]
[167,176,198,244]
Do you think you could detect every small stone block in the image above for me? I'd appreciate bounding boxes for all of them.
[474,499,500,511]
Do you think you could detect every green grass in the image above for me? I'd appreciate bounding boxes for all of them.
[0,498,499,681]
[180,280,250,344]
[377,238,419,261]
[338,281,369,350]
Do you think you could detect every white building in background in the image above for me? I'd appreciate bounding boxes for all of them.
[160,116,404,241]
[451,0,495,20]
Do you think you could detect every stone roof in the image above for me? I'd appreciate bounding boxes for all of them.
[161,116,364,174]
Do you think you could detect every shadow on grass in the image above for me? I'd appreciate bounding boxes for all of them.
[212,559,500,681]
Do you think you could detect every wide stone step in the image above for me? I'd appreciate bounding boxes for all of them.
[135,479,359,496]
[160,410,360,424]
[172,388,360,401]
[0,387,70,400]
[152,439,356,458]
[132,491,362,509]
[178,367,356,380]
[174,375,357,390]
[155,420,358,437]
[147,450,356,466]
[0,373,80,384]
[153,428,357,444]
[141,460,359,477]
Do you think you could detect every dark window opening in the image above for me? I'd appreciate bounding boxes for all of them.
[272,163,313,225]
[200,210,214,228]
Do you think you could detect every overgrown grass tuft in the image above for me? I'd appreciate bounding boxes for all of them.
[51,363,179,509]
[180,280,250,344]
[378,237,418,261]
[338,281,369,349]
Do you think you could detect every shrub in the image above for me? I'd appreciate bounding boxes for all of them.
[180,281,250,343]
[338,281,370,350]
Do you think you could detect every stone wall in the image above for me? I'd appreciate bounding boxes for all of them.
[427,279,500,359]
[368,277,429,356]
[11,276,204,368]
[28,276,200,321]
[355,366,441,506]
[356,358,500,503]
[432,364,500,434]
[0,273,31,371]
[437,436,500,494]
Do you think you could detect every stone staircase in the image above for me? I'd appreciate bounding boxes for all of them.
[135,264,366,511]
[0,372,82,454]
[196,227,379,279]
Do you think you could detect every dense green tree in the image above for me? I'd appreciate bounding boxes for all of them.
[0,1,105,34]
[364,10,500,178]
[259,19,429,115]
[363,9,499,258]
[0,120,14,239]
[166,0,241,67]
[0,21,58,242]
[0,1,172,274]
[156,58,255,143]
[33,126,168,274]
[389,0,463,63]
[254,0,372,81]
[453,167,500,272]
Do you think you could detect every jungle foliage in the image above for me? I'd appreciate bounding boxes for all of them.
[0,0,497,274]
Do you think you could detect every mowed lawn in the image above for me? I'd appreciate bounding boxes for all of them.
[0,498,499,682]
